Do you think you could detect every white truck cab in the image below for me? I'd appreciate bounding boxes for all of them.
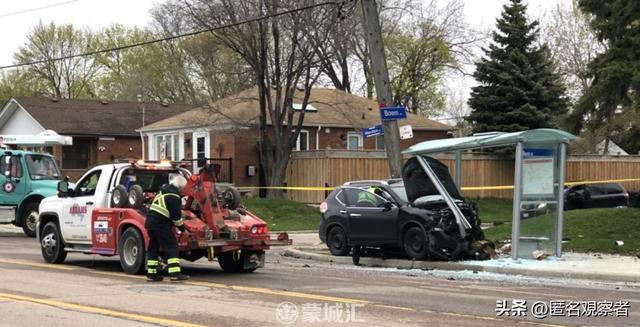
[39,162,189,247]
[40,164,121,245]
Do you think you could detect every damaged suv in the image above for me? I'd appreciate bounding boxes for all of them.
[319,156,492,261]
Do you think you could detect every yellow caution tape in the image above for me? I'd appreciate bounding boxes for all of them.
[239,177,640,193]
[240,186,335,191]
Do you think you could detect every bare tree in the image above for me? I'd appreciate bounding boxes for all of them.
[541,0,606,151]
[14,22,100,99]
[542,0,605,101]
[174,0,329,196]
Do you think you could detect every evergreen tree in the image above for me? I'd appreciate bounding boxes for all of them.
[467,0,568,133]
[573,0,640,154]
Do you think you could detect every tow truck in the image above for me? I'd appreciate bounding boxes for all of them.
[0,131,72,237]
[37,160,292,274]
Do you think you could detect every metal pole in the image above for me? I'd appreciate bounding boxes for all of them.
[555,142,567,257]
[511,142,524,260]
[360,0,403,178]
[455,151,462,191]
[416,156,471,237]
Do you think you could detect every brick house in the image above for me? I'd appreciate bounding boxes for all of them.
[138,87,453,187]
[0,97,195,180]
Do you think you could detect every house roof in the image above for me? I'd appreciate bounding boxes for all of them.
[2,97,197,137]
[138,87,453,132]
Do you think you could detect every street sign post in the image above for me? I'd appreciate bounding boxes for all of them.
[380,106,407,121]
[363,125,384,138]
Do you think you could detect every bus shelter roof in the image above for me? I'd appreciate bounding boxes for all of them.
[403,128,577,155]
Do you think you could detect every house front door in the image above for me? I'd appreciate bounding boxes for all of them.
[192,132,209,171]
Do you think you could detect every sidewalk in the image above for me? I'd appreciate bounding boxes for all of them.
[0,225,24,237]
[283,233,640,284]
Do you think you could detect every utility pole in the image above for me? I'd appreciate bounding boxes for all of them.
[360,0,403,178]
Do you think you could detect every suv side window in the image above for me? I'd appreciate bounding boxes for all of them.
[0,155,23,178]
[75,170,102,197]
[334,190,346,205]
[604,183,623,194]
[587,185,604,196]
[343,188,385,208]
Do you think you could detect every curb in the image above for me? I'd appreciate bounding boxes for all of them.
[282,248,640,284]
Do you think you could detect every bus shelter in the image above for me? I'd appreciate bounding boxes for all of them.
[403,129,577,260]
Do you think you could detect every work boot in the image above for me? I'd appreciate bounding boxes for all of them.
[146,275,164,282]
[169,273,190,282]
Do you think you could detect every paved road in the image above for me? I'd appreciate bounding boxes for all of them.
[1,234,639,326]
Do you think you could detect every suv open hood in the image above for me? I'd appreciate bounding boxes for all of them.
[401,156,462,203]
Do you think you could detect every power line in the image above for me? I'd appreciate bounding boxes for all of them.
[0,0,82,19]
[0,1,338,70]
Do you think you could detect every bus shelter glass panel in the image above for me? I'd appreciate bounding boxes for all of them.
[517,147,560,258]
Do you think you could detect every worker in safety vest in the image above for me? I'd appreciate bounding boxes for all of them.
[145,174,189,282]
[356,187,379,207]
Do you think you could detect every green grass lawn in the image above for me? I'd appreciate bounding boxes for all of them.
[484,208,640,255]
[470,198,513,224]
[242,198,320,231]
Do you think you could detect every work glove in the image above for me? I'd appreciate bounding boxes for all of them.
[177,224,186,233]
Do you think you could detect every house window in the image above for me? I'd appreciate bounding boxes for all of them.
[155,134,179,160]
[347,132,362,150]
[63,139,91,169]
[295,130,309,151]
[376,135,385,150]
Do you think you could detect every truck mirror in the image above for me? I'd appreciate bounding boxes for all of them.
[4,155,12,178]
[57,180,69,195]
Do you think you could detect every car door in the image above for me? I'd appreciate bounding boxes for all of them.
[342,187,398,245]
[0,155,26,205]
[585,184,605,208]
[60,168,104,244]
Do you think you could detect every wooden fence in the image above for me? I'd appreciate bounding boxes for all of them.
[284,150,640,203]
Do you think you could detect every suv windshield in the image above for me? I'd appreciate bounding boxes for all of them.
[26,155,62,180]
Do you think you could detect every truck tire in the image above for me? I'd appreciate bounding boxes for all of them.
[41,221,67,264]
[327,226,350,256]
[403,227,429,260]
[119,228,145,275]
[111,185,129,208]
[128,185,145,209]
[20,201,39,237]
[223,187,241,210]
[218,251,256,273]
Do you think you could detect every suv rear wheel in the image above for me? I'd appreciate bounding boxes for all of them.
[327,226,349,256]
[403,227,429,260]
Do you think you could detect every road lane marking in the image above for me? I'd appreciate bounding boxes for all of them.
[374,304,417,311]
[0,258,75,270]
[0,258,570,326]
[229,284,369,304]
[0,292,206,327]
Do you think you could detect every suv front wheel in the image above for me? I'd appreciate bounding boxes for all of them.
[403,227,429,260]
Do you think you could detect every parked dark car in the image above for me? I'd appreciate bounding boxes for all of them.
[319,156,490,261]
[564,183,629,210]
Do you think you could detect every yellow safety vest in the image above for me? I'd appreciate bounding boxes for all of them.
[149,191,181,219]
